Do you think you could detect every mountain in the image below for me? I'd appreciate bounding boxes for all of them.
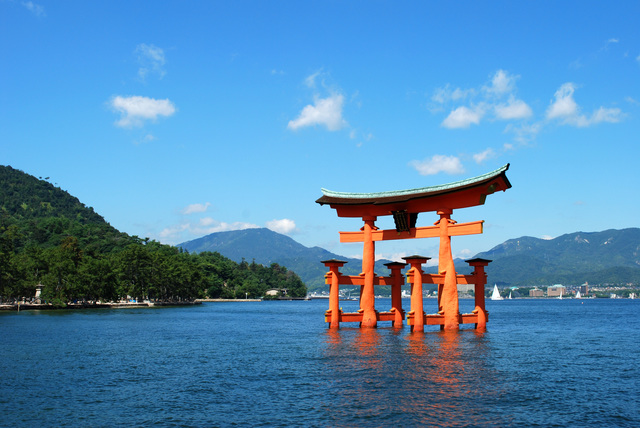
[180,227,640,289]
[179,228,397,290]
[475,228,640,286]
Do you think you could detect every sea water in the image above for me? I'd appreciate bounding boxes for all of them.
[1,299,638,427]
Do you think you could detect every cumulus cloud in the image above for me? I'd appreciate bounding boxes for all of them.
[136,43,166,80]
[484,69,516,96]
[546,83,579,120]
[434,69,531,129]
[546,83,624,127]
[159,218,259,242]
[288,94,347,131]
[431,85,475,105]
[110,95,176,128]
[22,1,45,17]
[409,155,465,176]
[266,219,297,234]
[442,106,483,129]
[181,202,211,215]
[494,97,533,120]
[473,148,495,164]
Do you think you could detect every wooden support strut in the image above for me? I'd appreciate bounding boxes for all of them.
[339,221,483,243]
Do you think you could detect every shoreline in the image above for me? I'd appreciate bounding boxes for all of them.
[0,301,202,311]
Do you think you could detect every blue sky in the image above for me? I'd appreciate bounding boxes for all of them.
[2,1,639,264]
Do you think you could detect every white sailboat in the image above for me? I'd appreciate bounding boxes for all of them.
[575,290,582,299]
[508,291,513,299]
[558,289,563,300]
[491,284,503,300]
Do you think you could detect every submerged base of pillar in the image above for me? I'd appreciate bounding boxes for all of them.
[406,312,489,327]
[324,310,405,324]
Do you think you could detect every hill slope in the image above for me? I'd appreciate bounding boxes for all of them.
[0,165,131,252]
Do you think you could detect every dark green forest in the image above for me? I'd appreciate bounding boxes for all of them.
[0,165,306,305]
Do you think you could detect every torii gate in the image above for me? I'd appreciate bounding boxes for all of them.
[316,164,511,331]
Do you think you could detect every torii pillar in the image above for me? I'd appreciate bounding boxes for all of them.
[360,216,378,328]
[386,261,407,328]
[466,258,491,330]
[403,256,430,332]
[437,209,460,330]
[322,259,347,329]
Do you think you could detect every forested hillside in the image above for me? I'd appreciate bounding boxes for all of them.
[0,165,306,305]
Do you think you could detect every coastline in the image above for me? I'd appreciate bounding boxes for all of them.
[0,301,202,311]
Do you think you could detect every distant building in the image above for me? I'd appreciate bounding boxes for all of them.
[580,283,589,296]
[529,288,544,297]
[547,285,566,297]
[457,284,474,294]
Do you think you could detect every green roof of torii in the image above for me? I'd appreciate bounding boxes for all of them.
[316,164,511,206]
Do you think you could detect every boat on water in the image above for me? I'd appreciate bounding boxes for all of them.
[558,289,563,300]
[307,293,330,300]
[491,284,503,301]
[575,290,582,299]
[508,291,513,299]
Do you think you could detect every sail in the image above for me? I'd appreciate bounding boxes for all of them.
[491,285,503,300]
[576,290,581,299]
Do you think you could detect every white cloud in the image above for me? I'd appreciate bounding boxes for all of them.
[494,97,533,120]
[110,95,176,128]
[182,202,211,215]
[409,155,465,175]
[442,106,483,129]
[590,107,624,124]
[473,148,495,164]
[288,94,347,131]
[541,235,554,240]
[136,43,166,81]
[546,83,579,120]
[546,83,624,127]
[22,1,45,17]
[505,122,542,145]
[305,70,322,88]
[431,85,476,105]
[159,218,260,243]
[266,219,297,234]
[484,69,517,96]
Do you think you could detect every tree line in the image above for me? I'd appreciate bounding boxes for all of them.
[0,230,307,305]
[0,165,307,305]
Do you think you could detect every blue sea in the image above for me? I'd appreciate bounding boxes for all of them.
[1,298,639,427]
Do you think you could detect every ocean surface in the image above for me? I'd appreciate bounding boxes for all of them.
[1,298,639,427]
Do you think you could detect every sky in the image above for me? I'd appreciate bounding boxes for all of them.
[2,1,639,265]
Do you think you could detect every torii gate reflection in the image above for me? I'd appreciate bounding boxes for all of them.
[316,164,512,331]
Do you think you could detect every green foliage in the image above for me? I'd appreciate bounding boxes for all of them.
[0,165,307,304]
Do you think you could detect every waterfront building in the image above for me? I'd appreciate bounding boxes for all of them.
[580,283,589,296]
[529,288,544,297]
[547,285,566,297]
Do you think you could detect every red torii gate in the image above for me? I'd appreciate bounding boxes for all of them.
[316,164,511,331]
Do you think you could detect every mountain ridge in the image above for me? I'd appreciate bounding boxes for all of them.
[180,227,640,289]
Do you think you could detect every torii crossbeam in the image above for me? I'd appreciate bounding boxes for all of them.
[316,164,511,331]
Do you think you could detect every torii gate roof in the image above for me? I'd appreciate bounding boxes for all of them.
[316,164,511,218]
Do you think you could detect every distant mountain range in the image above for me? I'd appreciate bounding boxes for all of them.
[179,228,397,290]
[475,228,640,286]
[179,227,640,289]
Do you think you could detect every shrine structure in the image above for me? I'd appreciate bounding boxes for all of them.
[316,164,512,331]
